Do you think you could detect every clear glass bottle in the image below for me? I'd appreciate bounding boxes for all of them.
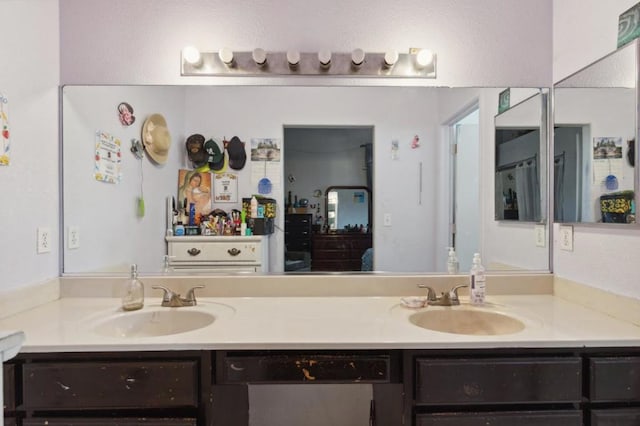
[446,247,459,274]
[122,264,144,311]
[469,253,486,305]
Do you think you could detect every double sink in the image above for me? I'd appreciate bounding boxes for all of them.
[88,297,531,339]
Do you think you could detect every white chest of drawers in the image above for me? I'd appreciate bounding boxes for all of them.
[166,236,269,272]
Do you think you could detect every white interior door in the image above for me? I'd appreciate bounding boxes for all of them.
[452,110,480,271]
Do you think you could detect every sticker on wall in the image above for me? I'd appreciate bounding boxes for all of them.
[0,93,10,166]
[94,131,122,184]
[117,102,135,126]
[411,134,420,149]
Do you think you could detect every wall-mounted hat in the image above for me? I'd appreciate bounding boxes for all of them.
[226,136,246,170]
[186,134,207,167]
[141,114,171,164]
[204,138,225,172]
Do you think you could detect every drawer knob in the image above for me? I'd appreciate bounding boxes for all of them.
[228,248,241,256]
[187,248,201,256]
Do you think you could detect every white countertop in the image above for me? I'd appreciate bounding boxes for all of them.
[0,295,639,352]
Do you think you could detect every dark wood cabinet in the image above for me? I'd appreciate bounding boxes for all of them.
[589,356,640,402]
[311,233,372,271]
[284,214,313,271]
[3,363,15,412]
[415,357,582,405]
[23,360,198,410]
[416,410,583,426]
[22,419,197,425]
[591,408,640,426]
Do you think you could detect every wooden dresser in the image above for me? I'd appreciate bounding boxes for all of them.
[311,233,372,271]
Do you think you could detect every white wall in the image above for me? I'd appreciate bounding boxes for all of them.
[554,0,640,299]
[0,0,59,291]
[58,0,552,87]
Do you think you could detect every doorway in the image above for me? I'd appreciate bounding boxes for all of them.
[283,126,374,272]
[448,107,480,272]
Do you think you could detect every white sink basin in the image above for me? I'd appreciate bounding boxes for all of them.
[92,309,216,338]
[409,307,526,336]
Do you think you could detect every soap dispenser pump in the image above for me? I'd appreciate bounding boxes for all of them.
[446,247,459,274]
[122,264,144,311]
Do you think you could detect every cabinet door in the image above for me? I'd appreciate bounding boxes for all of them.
[22,360,198,410]
[3,364,15,412]
[589,357,640,402]
[415,357,582,405]
[416,410,582,426]
[4,418,17,426]
[22,419,197,426]
[591,408,640,426]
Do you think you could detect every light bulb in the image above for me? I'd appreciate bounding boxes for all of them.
[384,49,398,68]
[182,46,202,66]
[318,50,332,68]
[287,50,300,68]
[252,48,267,66]
[415,49,434,68]
[218,47,234,65]
[351,48,365,67]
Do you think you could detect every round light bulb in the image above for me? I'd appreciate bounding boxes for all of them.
[218,47,234,65]
[287,50,300,67]
[415,49,434,68]
[384,49,399,67]
[182,46,202,66]
[351,48,365,66]
[252,48,267,66]
[318,50,332,67]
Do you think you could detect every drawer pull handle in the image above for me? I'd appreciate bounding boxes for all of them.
[56,381,70,391]
[187,248,201,256]
[125,377,136,383]
[228,248,241,256]
[230,363,245,371]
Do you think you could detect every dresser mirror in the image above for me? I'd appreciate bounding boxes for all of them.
[494,91,547,222]
[326,186,371,232]
[62,85,550,275]
[553,40,638,224]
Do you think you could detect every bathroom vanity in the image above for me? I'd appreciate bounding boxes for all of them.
[1,285,639,426]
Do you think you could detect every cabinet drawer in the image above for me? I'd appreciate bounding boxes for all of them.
[3,363,15,411]
[589,357,640,402]
[23,360,198,410]
[169,241,260,263]
[4,418,17,426]
[415,357,582,405]
[416,410,582,426]
[221,354,391,383]
[23,419,197,425]
[591,408,640,426]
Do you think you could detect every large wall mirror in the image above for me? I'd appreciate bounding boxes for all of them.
[62,85,550,275]
[554,40,638,224]
[494,92,547,223]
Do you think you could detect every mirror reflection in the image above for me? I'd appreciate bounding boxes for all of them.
[62,85,550,275]
[494,92,546,222]
[554,40,637,224]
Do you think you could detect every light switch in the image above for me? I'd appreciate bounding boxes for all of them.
[559,225,573,251]
[534,225,545,248]
[383,213,392,227]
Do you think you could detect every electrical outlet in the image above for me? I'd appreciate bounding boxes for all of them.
[37,227,52,254]
[534,225,545,248]
[383,213,392,227]
[559,225,574,251]
[68,226,80,249]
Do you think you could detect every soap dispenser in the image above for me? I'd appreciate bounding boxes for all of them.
[446,247,459,274]
[122,264,144,311]
[469,253,486,305]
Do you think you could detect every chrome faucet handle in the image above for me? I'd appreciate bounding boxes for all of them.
[184,286,205,304]
[152,285,178,303]
[449,284,468,302]
[417,284,437,301]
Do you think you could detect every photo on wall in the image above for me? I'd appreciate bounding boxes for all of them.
[178,169,213,218]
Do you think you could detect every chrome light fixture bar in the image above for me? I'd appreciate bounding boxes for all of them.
[181,48,436,78]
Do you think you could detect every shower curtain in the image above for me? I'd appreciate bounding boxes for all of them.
[515,156,540,221]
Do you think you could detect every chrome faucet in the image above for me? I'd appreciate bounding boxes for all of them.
[152,285,204,307]
[418,284,468,306]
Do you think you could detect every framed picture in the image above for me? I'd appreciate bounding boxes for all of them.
[498,88,510,114]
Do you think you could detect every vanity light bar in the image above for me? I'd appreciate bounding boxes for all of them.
[181,49,436,78]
